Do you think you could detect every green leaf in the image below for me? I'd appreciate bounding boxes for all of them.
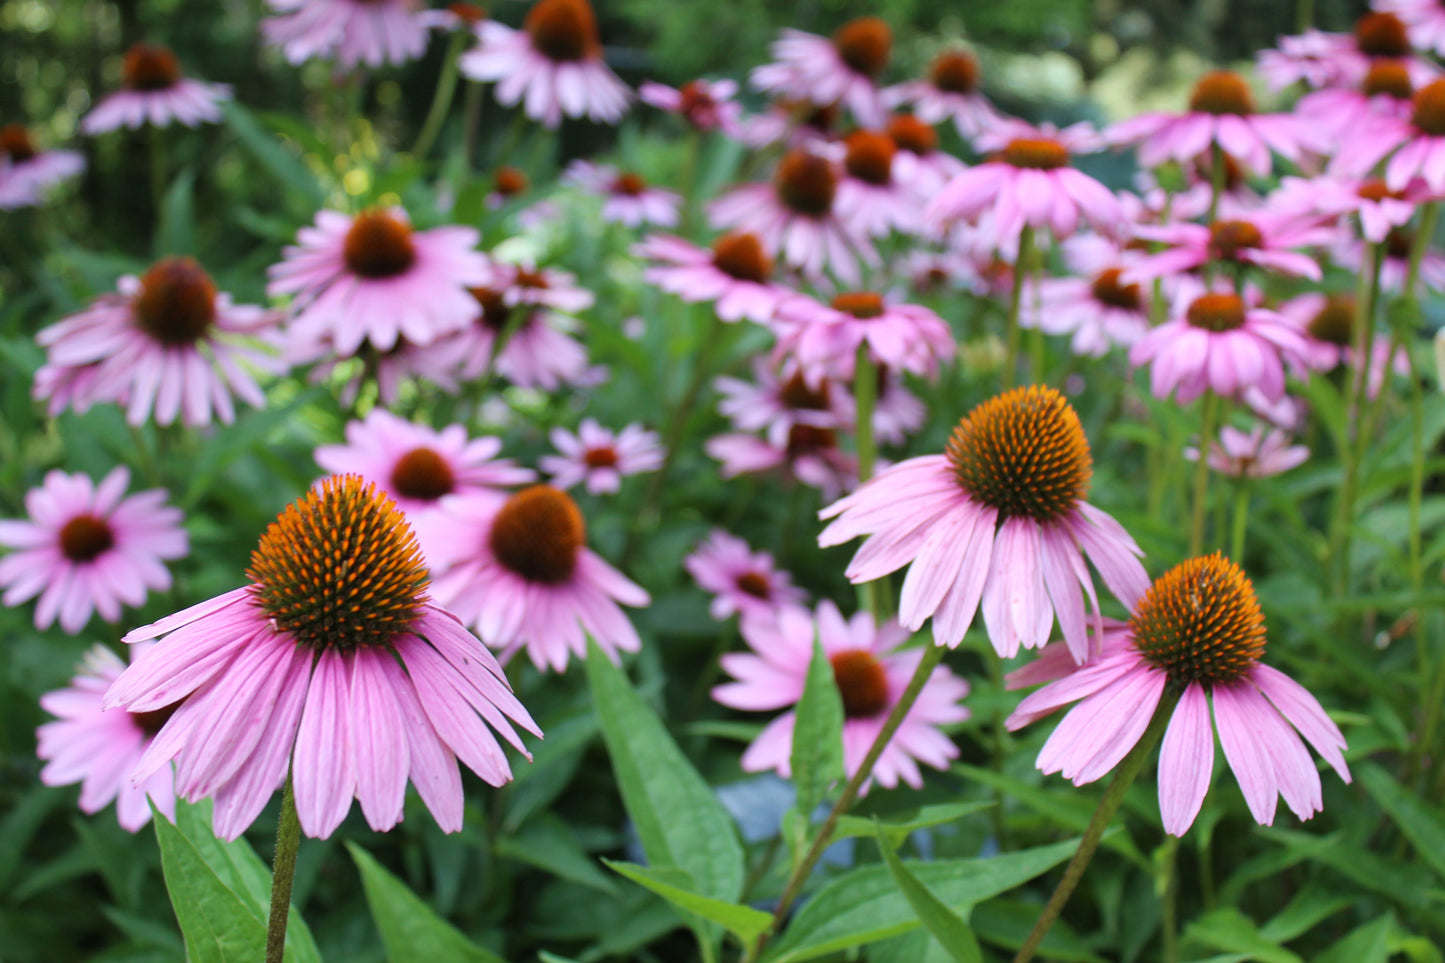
[584,641,744,902]
[155,169,195,257]
[1183,908,1301,963]
[969,900,1108,962]
[494,815,618,894]
[603,860,772,943]
[874,824,982,963]
[764,837,1080,963]
[1358,764,1445,884]
[1257,880,1352,943]
[347,842,506,963]
[221,102,324,208]
[153,801,319,963]
[833,802,995,846]
[791,636,844,819]
[1314,914,1393,963]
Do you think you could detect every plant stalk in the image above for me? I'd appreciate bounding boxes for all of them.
[1003,225,1035,390]
[265,776,302,963]
[1189,391,1219,555]
[411,30,467,161]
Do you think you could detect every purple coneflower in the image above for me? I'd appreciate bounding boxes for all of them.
[0,124,84,209]
[884,113,966,204]
[1125,209,1335,282]
[707,424,857,503]
[638,78,743,135]
[1021,235,1152,358]
[1379,0,1445,56]
[540,419,663,494]
[634,232,789,325]
[1185,425,1310,478]
[833,129,918,237]
[751,17,893,127]
[883,49,998,138]
[438,283,593,389]
[1256,29,1357,91]
[262,0,430,68]
[81,43,231,134]
[1331,77,1445,190]
[684,529,808,624]
[565,160,681,228]
[774,290,953,383]
[714,360,845,449]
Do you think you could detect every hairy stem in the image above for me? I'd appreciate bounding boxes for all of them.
[265,777,302,963]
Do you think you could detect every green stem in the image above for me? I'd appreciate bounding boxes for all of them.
[265,777,302,963]
[1332,242,1385,594]
[462,80,485,173]
[1189,391,1219,555]
[1003,225,1035,390]
[1207,142,1226,225]
[411,31,466,161]
[1230,484,1250,563]
[742,644,948,963]
[149,124,166,237]
[1012,688,1182,963]
[853,346,878,484]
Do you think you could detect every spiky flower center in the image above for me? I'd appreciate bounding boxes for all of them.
[131,257,218,347]
[786,424,836,457]
[59,514,115,562]
[1186,293,1246,332]
[524,0,599,62]
[831,291,885,319]
[390,447,455,502]
[1355,12,1411,58]
[611,172,647,196]
[247,475,429,653]
[1189,70,1255,115]
[999,138,1069,170]
[1363,60,1413,99]
[1357,178,1404,202]
[470,286,513,331]
[584,445,619,468]
[775,150,837,217]
[122,43,181,91]
[678,80,718,119]
[0,124,36,162]
[1090,268,1143,310]
[1412,79,1445,136]
[447,2,487,24]
[832,16,891,78]
[494,165,528,196]
[887,114,937,155]
[343,210,417,279]
[1130,553,1266,686]
[514,267,550,291]
[830,649,890,718]
[780,371,832,410]
[735,571,772,599]
[929,50,979,94]
[843,130,896,185]
[711,232,772,282]
[946,385,1092,523]
[1307,294,1356,346]
[1208,219,1264,261]
[488,485,585,584]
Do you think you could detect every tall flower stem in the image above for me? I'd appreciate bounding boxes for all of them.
[1207,142,1226,225]
[411,30,467,161]
[463,80,486,172]
[265,776,302,963]
[853,347,883,619]
[1003,225,1035,390]
[1331,241,1384,594]
[1011,688,1181,963]
[1230,483,1250,563]
[1189,391,1220,555]
[742,644,948,963]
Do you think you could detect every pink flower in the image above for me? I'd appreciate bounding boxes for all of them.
[438,283,593,390]
[883,114,967,204]
[0,468,187,633]
[712,601,969,790]
[416,2,487,33]
[634,232,790,325]
[714,360,846,448]
[751,18,893,127]
[81,43,231,134]
[1125,210,1335,283]
[1332,230,1445,293]
[1255,29,1357,91]
[1006,554,1350,836]
[1184,425,1310,478]
[37,644,177,831]
[882,49,999,138]
[539,419,664,494]
[706,425,857,503]
[459,0,630,127]
[104,475,541,840]
[1129,281,1312,403]
[738,96,841,150]
[831,129,920,237]
[684,530,808,623]
[0,125,84,210]
[1377,0,1445,57]
[1331,78,1445,190]
[709,147,878,285]
[267,207,487,357]
[773,290,953,383]
[818,386,1149,660]
[1106,69,1319,175]
[287,332,466,406]
[1276,291,1411,396]
[1294,59,1432,148]
[926,121,1122,247]
[564,160,681,228]
[1269,174,1426,244]
[638,78,744,135]
[262,0,430,68]
[844,370,927,447]
[489,259,596,314]
[34,258,285,427]
[418,486,649,672]
[1021,236,1152,358]
[314,409,534,517]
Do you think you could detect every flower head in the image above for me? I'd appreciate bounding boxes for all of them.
[819,386,1148,659]
[751,18,892,127]
[1331,77,1445,190]
[883,49,999,138]
[0,467,187,633]
[713,601,968,790]
[685,530,808,623]
[1007,554,1350,835]
[773,290,954,383]
[540,419,664,494]
[707,424,857,503]
[634,232,788,325]
[0,124,84,209]
[638,78,743,135]
[81,43,232,133]
[564,160,682,228]
[1185,425,1310,478]
[262,0,430,68]
[1125,209,1335,283]
[104,474,541,840]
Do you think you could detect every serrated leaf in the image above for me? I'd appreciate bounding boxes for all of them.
[764,837,1080,963]
[603,860,772,943]
[584,642,744,902]
[791,636,845,819]
[874,824,982,963]
[1359,764,1445,884]
[347,842,505,963]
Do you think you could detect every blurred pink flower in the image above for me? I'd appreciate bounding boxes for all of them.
[81,43,231,133]
[564,160,681,228]
[1332,229,1445,293]
[884,114,967,204]
[751,17,892,127]
[0,468,186,633]
[0,125,84,209]
[714,360,845,448]
[1376,0,1445,57]
[773,290,953,383]
[1255,29,1356,91]
[706,425,857,503]
[1269,174,1427,243]
[438,282,593,389]
[105,475,540,840]
[882,49,999,138]
[1294,59,1433,147]
[34,258,284,427]
[819,386,1148,660]
[262,0,430,68]
[1184,425,1310,478]
[1021,236,1152,358]
[1007,554,1350,836]
[638,78,744,135]
[713,601,968,790]
[37,644,177,832]
[635,232,790,324]
[419,486,649,672]
[459,0,630,127]
[1331,78,1445,190]
[685,530,807,623]
[540,419,664,494]
[1126,209,1335,282]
